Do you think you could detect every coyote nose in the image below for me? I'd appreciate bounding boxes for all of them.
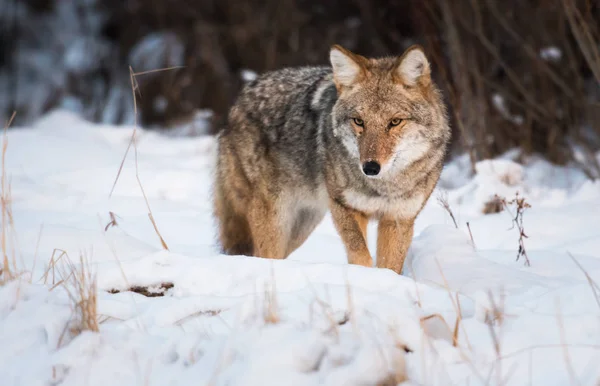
[362,161,381,176]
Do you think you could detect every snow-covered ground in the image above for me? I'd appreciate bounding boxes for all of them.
[2,110,600,385]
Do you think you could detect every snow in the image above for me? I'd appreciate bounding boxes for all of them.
[540,47,562,62]
[2,109,600,385]
[491,94,524,125]
[241,70,258,82]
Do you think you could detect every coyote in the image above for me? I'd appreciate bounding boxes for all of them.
[214,45,450,273]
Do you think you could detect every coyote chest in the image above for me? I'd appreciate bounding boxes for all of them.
[341,189,425,219]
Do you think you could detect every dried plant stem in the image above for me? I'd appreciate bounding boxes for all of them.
[57,252,99,347]
[555,299,580,386]
[466,222,476,249]
[567,252,600,310]
[109,67,171,250]
[434,258,472,350]
[437,191,458,229]
[1,112,16,282]
[501,193,531,266]
[263,264,279,324]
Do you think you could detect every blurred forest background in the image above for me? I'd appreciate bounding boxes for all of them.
[1,0,599,174]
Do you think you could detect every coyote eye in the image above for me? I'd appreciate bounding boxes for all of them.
[352,118,364,127]
[389,118,403,127]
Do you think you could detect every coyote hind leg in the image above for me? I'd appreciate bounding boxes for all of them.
[246,196,290,259]
[219,214,253,256]
[214,181,254,256]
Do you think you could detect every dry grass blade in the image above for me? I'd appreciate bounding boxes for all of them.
[109,66,169,250]
[1,111,17,284]
[42,249,68,285]
[108,65,184,198]
[434,258,472,350]
[484,290,506,326]
[555,298,581,386]
[57,253,99,346]
[567,252,600,310]
[108,124,135,199]
[466,222,476,249]
[485,290,506,386]
[453,293,463,345]
[303,275,341,340]
[104,211,119,231]
[263,264,279,324]
[132,66,185,77]
[437,191,458,229]
[344,270,358,336]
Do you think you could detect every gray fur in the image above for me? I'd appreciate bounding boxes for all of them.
[214,46,450,271]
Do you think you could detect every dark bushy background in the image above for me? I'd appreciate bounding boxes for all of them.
[1,0,599,174]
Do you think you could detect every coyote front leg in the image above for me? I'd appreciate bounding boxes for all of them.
[329,199,373,267]
[247,197,288,259]
[376,218,415,274]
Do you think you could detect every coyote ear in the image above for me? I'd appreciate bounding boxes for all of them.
[330,45,364,88]
[396,46,430,86]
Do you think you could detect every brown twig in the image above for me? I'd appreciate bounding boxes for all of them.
[500,193,531,266]
[109,66,170,250]
[1,111,17,283]
[104,211,120,232]
[466,222,476,249]
[437,191,458,229]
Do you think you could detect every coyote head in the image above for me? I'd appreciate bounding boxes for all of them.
[329,45,449,178]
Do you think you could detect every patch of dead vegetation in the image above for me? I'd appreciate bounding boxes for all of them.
[483,195,505,214]
[108,282,174,297]
[501,193,532,266]
[53,252,100,347]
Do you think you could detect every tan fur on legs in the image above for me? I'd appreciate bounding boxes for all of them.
[246,197,288,259]
[216,203,253,256]
[329,198,373,267]
[213,178,254,256]
[376,218,415,274]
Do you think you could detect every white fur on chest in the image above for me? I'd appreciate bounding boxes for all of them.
[390,133,431,173]
[342,189,425,219]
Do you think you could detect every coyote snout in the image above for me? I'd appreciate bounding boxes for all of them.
[357,128,398,178]
[214,43,450,274]
[362,161,380,176]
